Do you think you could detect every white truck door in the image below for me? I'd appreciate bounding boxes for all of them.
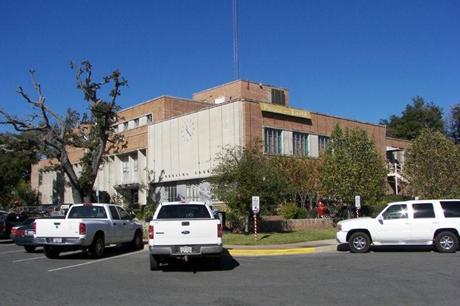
[373,204,411,244]
[108,206,122,243]
[409,202,437,243]
[117,207,133,242]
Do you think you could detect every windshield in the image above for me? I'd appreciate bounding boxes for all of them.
[68,206,108,219]
[157,204,211,219]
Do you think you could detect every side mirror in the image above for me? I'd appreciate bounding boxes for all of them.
[145,215,153,223]
[378,216,384,224]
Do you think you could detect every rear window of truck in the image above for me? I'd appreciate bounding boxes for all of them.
[68,206,108,219]
[440,201,460,218]
[157,205,211,219]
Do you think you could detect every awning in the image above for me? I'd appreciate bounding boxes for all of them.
[259,103,312,120]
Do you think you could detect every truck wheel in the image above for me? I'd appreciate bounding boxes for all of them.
[349,232,371,253]
[150,255,159,271]
[24,245,36,253]
[44,246,60,259]
[132,230,143,250]
[435,231,458,253]
[90,235,105,259]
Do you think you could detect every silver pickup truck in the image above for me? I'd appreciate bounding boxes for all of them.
[34,203,144,258]
[148,201,223,270]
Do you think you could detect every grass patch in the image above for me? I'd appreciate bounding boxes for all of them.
[223,227,336,245]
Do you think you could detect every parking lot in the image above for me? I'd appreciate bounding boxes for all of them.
[2,240,460,306]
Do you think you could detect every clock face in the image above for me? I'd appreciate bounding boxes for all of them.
[180,118,196,142]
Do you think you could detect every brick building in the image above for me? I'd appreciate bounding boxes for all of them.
[31,80,409,206]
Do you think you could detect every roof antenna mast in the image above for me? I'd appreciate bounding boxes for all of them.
[232,0,240,80]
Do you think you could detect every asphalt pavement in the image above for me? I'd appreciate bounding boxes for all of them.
[2,239,460,306]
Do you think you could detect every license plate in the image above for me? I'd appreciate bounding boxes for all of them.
[179,246,192,254]
[52,238,62,243]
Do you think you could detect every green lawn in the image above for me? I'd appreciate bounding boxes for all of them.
[223,227,336,245]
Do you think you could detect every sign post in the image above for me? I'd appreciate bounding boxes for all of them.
[355,195,361,218]
[252,196,260,240]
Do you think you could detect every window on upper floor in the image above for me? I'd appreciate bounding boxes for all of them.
[264,128,283,155]
[318,136,330,153]
[134,118,139,127]
[133,155,138,173]
[121,156,129,174]
[271,89,286,105]
[293,132,309,156]
[146,114,153,125]
[123,122,128,130]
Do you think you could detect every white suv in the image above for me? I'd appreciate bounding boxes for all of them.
[336,199,460,253]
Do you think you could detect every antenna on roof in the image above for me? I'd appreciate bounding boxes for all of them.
[232,0,240,80]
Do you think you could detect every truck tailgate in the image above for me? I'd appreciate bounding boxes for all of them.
[152,219,220,246]
[36,219,81,237]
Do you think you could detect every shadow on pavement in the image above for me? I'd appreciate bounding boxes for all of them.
[337,243,435,253]
[0,239,15,244]
[159,249,239,273]
[53,244,145,260]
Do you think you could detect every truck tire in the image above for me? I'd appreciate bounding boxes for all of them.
[349,232,371,253]
[44,245,60,259]
[24,245,36,253]
[131,230,143,250]
[435,231,458,253]
[89,234,105,259]
[150,255,159,271]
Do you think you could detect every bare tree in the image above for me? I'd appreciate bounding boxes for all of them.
[0,61,127,202]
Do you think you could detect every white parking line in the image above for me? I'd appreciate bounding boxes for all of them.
[13,256,45,263]
[48,249,146,273]
[0,250,24,255]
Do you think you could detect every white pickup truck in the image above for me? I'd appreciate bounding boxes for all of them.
[336,199,460,253]
[34,203,144,258]
[148,201,223,270]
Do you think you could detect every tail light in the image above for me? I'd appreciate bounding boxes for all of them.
[217,224,223,238]
[148,225,154,240]
[16,229,25,238]
[32,222,36,234]
[79,223,86,235]
[11,227,17,236]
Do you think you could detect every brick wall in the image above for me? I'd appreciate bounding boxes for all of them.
[259,216,333,232]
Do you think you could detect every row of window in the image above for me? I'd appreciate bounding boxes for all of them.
[264,128,330,156]
[163,183,203,202]
[116,114,153,133]
[382,201,460,220]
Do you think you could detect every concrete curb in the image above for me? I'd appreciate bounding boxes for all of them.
[225,240,338,257]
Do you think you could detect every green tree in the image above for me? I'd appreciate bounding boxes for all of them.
[321,125,387,209]
[277,156,324,211]
[0,133,39,208]
[210,143,291,232]
[380,96,444,140]
[0,61,127,202]
[403,129,460,198]
[447,103,460,144]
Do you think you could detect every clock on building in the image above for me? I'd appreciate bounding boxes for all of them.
[180,118,196,142]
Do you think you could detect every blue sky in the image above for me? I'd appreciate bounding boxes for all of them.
[1,0,459,131]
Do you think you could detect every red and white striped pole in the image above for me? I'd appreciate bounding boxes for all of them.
[254,213,258,240]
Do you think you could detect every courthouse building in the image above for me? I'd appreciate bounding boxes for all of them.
[31,80,409,206]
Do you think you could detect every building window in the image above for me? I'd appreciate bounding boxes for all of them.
[264,128,283,155]
[134,118,139,127]
[271,89,286,105]
[121,156,129,182]
[318,136,330,153]
[293,132,309,156]
[165,185,177,202]
[186,184,200,202]
[146,114,153,125]
[123,122,128,130]
[133,155,138,173]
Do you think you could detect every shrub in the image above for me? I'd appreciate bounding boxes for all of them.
[279,203,298,219]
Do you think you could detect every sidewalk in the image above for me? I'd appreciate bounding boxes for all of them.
[225,239,338,257]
